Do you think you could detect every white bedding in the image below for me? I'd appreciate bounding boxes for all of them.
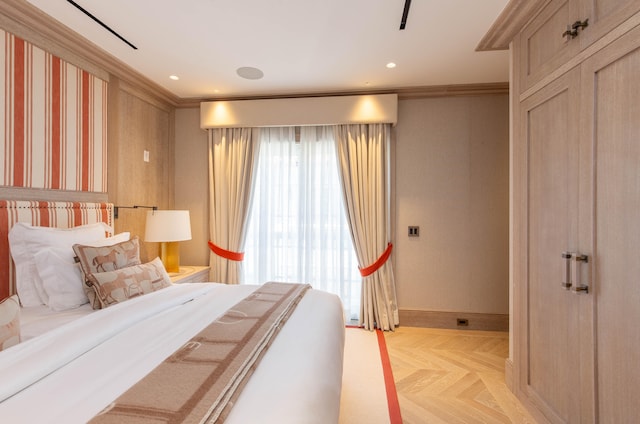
[0,283,345,423]
[20,303,93,341]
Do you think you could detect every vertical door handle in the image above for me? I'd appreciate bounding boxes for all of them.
[561,252,572,290]
[571,254,589,294]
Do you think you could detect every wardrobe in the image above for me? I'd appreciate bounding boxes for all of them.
[480,0,640,422]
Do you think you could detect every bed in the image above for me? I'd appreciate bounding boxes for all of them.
[0,201,345,423]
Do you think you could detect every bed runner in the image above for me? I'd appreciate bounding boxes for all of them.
[90,282,311,424]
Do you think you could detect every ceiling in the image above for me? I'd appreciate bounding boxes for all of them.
[25,0,509,99]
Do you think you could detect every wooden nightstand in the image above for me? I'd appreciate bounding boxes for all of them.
[169,266,210,284]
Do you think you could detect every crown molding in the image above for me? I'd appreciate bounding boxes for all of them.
[393,82,509,99]
[476,0,549,51]
[176,82,509,109]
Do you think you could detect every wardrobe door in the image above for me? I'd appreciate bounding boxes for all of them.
[519,0,581,92]
[518,68,587,423]
[580,24,640,423]
[579,0,640,48]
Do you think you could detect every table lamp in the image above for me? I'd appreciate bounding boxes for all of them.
[144,210,192,273]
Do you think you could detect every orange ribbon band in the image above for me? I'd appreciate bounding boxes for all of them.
[208,240,245,261]
[359,243,393,277]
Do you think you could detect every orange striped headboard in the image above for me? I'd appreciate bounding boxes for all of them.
[0,201,113,299]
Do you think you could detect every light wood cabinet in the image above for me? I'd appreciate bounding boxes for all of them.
[579,0,640,46]
[517,68,585,422]
[519,0,640,92]
[519,0,580,91]
[578,25,640,423]
[507,2,640,423]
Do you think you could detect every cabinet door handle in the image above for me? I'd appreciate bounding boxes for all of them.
[562,19,589,39]
[561,252,573,290]
[571,254,589,294]
[572,19,589,32]
[562,25,577,39]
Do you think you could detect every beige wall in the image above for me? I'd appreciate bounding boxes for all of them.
[394,95,509,314]
[175,94,509,315]
[174,108,209,266]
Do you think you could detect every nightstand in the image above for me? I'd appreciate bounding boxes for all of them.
[169,266,210,284]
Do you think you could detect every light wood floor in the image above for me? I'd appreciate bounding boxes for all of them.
[384,327,537,423]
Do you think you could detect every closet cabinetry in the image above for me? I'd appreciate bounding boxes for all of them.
[501,0,640,422]
[517,68,584,423]
[519,0,640,92]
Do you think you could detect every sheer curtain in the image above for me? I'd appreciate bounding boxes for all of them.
[244,126,361,320]
[208,128,261,284]
[334,124,399,331]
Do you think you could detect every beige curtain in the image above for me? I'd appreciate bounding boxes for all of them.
[208,128,260,284]
[334,123,399,331]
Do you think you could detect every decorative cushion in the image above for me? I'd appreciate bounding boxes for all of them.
[35,233,131,311]
[8,222,112,307]
[73,237,141,309]
[0,295,20,351]
[86,257,172,308]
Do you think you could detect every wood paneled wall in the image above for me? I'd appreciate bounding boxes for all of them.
[108,78,175,262]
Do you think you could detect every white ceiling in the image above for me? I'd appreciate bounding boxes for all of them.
[26,0,509,99]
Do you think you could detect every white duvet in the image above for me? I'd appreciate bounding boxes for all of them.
[0,283,345,424]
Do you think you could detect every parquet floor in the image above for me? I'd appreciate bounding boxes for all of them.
[384,327,538,423]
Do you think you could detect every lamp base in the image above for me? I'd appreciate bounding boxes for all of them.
[160,241,180,273]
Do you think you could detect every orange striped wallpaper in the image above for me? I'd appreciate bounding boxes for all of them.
[0,29,107,192]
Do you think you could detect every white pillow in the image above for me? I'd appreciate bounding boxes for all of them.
[8,222,112,307]
[35,232,130,311]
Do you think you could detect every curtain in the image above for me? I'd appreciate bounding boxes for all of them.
[334,123,399,331]
[243,126,362,321]
[208,128,260,284]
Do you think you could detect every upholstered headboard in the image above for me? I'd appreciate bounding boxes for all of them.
[0,201,113,299]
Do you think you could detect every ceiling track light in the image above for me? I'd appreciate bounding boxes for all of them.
[66,0,138,50]
[400,0,412,30]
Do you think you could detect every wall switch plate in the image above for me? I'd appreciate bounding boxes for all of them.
[143,150,150,162]
[408,226,419,237]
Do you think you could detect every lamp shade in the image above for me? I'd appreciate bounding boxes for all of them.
[144,210,192,242]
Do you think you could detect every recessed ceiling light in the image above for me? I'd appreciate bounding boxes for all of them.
[236,67,264,80]
[169,75,179,80]
[386,62,397,69]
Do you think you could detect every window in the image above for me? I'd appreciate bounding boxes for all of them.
[243,126,361,320]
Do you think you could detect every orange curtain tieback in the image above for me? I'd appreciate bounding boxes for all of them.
[359,243,393,277]
[208,241,245,261]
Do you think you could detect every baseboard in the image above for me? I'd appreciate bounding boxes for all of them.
[398,309,509,332]
[504,358,514,390]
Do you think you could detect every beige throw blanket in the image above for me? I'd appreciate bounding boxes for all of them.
[90,282,311,423]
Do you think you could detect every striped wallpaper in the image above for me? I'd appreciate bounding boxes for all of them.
[0,29,107,192]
